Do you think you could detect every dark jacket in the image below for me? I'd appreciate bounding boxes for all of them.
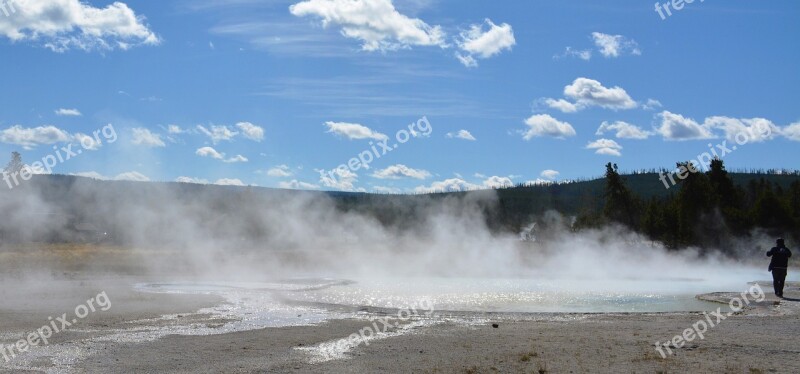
[767,246,792,270]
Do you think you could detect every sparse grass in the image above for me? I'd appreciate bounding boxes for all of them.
[520,351,538,362]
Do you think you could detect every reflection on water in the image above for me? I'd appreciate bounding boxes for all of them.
[143,275,748,313]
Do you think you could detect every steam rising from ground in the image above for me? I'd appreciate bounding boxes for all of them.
[0,177,768,297]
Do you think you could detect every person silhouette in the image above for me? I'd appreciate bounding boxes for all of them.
[767,238,792,298]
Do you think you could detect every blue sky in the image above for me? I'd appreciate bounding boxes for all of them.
[0,0,798,193]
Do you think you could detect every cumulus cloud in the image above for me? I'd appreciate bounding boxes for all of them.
[586,138,623,157]
[371,164,431,180]
[266,165,293,177]
[481,175,513,189]
[783,122,800,142]
[0,124,71,149]
[318,167,359,191]
[0,0,160,52]
[414,178,478,193]
[167,125,184,134]
[540,169,560,180]
[196,124,238,144]
[704,116,778,143]
[591,32,640,58]
[544,77,638,113]
[654,111,715,141]
[522,114,576,139]
[175,176,209,184]
[55,108,81,116]
[235,122,264,141]
[455,19,515,67]
[195,146,248,163]
[214,178,246,186]
[324,121,387,141]
[643,99,663,110]
[195,146,225,160]
[446,129,476,141]
[414,175,513,193]
[289,0,446,52]
[131,127,166,147]
[596,121,652,140]
[72,133,101,150]
[278,179,320,190]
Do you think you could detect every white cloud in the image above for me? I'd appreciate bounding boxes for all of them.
[278,179,320,190]
[704,116,778,143]
[481,175,513,189]
[643,99,662,110]
[324,121,387,140]
[55,108,81,116]
[289,0,446,52]
[214,178,246,186]
[72,133,101,150]
[540,169,560,180]
[0,124,71,149]
[543,98,579,113]
[371,164,431,180]
[196,146,225,160]
[446,129,476,141]
[455,19,515,67]
[586,138,623,157]
[235,122,264,141]
[167,125,184,134]
[196,124,238,144]
[455,53,476,68]
[783,122,800,142]
[414,178,478,193]
[553,46,592,61]
[267,164,293,177]
[414,175,512,193]
[175,176,209,184]
[195,146,246,163]
[318,167,359,191]
[655,111,715,141]
[591,32,640,58]
[114,171,150,182]
[524,179,555,186]
[131,127,166,147]
[0,0,160,52]
[224,155,248,163]
[522,114,576,139]
[596,121,652,140]
[544,77,638,113]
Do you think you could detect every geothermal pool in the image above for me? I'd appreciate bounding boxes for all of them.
[138,273,763,317]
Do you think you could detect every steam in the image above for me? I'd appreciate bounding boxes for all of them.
[0,176,770,296]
